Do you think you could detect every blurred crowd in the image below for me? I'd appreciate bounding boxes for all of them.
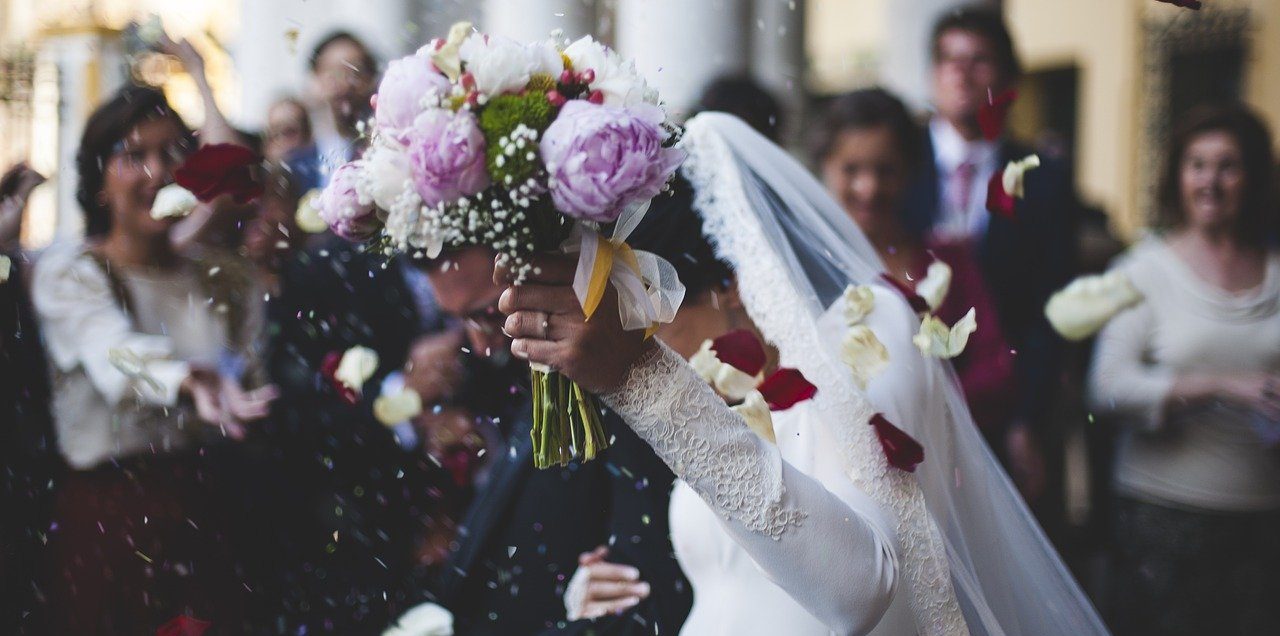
[1,5,1278,635]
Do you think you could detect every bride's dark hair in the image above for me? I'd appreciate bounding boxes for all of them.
[627,173,733,298]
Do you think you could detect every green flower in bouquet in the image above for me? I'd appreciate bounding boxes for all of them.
[479,92,556,187]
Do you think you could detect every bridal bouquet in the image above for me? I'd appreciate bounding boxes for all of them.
[320,23,685,468]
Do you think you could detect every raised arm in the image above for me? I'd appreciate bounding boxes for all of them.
[600,340,899,635]
[496,253,899,635]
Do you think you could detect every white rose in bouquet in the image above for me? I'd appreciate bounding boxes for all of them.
[357,138,416,212]
[459,34,558,96]
[563,36,658,107]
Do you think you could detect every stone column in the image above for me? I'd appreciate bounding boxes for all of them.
[615,0,750,116]
[750,0,806,137]
[35,29,126,239]
[482,0,595,42]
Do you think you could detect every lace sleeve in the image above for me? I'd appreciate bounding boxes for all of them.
[601,341,900,636]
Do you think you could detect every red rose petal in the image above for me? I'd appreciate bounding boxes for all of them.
[156,615,212,636]
[758,367,818,411]
[711,329,767,376]
[869,413,924,473]
[1155,0,1202,9]
[878,274,930,314]
[320,350,359,406]
[977,88,1017,141]
[985,169,1016,220]
[174,143,263,204]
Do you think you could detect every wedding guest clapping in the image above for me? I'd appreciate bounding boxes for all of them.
[31,86,275,633]
[1089,103,1280,636]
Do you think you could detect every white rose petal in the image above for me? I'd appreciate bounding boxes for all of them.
[913,308,978,359]
[841,325,890,389]
[0,254,10,283]
[1002,154,1041,199]
[383,601,454,636]
[714,364,762,402]
[150,184,198,220]
[374,388,424,426]
[732,390,776,444]
[295,189,328,234]
[688,340,721,384]
[431,22,472,82]
[915,261,953,312]
[841,284,876,326]
[1045,271,1143,341]
[335,346,380,393]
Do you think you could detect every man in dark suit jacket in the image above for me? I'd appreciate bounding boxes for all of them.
[902,6,1077,505]
[258,235,466,634]
[396,246,690,636]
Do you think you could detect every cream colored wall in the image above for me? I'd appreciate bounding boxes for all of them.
[1006,0,1143,237]
[806,0,887,92]
[1007,0,1280,239]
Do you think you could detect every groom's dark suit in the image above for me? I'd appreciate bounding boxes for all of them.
[902,134,1076,433]
[431,375,691,636]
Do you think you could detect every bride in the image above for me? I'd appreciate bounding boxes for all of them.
[496,113,1106,635]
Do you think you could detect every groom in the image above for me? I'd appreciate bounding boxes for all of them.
[409,246,690,635]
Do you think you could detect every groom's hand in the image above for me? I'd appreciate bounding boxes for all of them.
[495,253,652,394]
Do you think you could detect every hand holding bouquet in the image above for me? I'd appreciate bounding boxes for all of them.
[320,23,685,468]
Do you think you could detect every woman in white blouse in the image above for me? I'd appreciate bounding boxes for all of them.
[32,86,275,633]
[1089,104,1280,635]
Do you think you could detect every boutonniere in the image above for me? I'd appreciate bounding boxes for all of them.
[689,329,818,443]
[986,154,1040,219]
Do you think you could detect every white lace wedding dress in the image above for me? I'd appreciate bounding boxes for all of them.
[602,287,922,635]
[590,113,1107,636]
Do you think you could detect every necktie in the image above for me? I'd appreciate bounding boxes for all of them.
[951,160,976,229]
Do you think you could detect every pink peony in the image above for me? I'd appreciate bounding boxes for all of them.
[404,109,490,207]
[375,53,452,136]
[540,100,684,222]
[319,163,380,241]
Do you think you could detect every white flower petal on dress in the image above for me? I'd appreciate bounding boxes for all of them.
[0,254,10,283]
[732,390,776,444]
[1001,154,1041,199]
[1045,271,1143,341]
[150,184,198,220]
[107,346,165,395]
[335,346,380,394]
[373,388,424,426]
[913,308,977,359]
[841,284,876,326]
[383,601,454,636]
[840,324,890,389]
[915,261,953,312]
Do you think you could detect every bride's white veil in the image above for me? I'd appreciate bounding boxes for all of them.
[677,112,1107,636]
